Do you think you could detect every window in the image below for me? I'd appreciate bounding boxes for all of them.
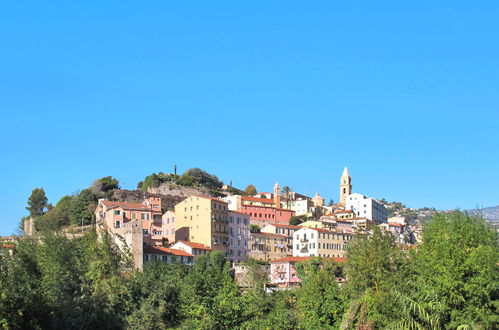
[143,229,148,235]
[114,210,120,215]
[296,244,299,250]
[132,213,136,219]
[115,220,120,228]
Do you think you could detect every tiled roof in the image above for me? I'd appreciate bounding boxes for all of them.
[101,200,153,211]
[251,232,287,238]
[192,195,228,204]
[272,256,347,263]
[242,196,275,204]
[175,240,212,250]
[334,210,355,214]
[388,222,404,227]
[299,227,354,235]
[143,245,193,257]
[266,224,301,229]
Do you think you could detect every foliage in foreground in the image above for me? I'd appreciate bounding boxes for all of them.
[1,211,497,329]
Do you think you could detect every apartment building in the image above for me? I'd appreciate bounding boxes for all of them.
[174,196,229,256]
[293,227,354,258]
[228,210,250,263]
[261,223,301,254]
[161,211,176,244]
[95,197,164,269]
[346,193,387,223]
[248,232,288,262]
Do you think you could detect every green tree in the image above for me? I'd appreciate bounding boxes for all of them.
[295,258,344,328]
[250,224,260,233]
[342,227,408,328]
[414,211,499,329]
[26,188,48,217]
[281,186,291,209]
[92,176,120,198]
[244,184,257,195]
[69,189,97,226]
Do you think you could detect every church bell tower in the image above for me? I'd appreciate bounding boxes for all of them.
[339,167,352,205]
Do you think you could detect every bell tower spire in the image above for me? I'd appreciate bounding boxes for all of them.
[339,167,352,205]
[273,182,281,208]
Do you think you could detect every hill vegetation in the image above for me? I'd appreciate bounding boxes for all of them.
[2,211,497,328]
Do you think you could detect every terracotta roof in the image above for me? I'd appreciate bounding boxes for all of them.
[191,195,228,204]
[334,210,355,214]
[175,240,212,250]
[336,220,354,224]
[272,256,346,263]
[266,224,301,229]
[388,222,404,227]
[251,232,287,238]
[101,200,154,211]
[242,196,275,204]
[0,244,15,249]
[299,227,354,235]
[241,204,295,213]
[143,245,193,257]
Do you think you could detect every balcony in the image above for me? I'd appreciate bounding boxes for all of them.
[300,238,309,243]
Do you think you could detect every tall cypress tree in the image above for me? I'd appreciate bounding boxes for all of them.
[26,188,48,217]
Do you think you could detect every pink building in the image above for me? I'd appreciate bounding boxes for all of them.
[241,204,295,227]
[269,256,347,288]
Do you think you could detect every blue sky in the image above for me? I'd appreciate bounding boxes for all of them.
[1,1,498,235]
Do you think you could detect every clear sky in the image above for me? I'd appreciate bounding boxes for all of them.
[1,1,498,235]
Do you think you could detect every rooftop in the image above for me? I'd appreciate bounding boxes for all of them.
[272,256,347,263]
[143,245,194,257]
[242,196,275,204]
[175,240,212,250]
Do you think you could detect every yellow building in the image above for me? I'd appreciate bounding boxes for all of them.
[249,232,288,262]
[174,196,229,256]
[299,220,326,229]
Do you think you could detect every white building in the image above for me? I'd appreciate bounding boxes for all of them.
[228,210,250,263]
[346,193,387,223]
[292,227,353,258]
[287,198,315,216]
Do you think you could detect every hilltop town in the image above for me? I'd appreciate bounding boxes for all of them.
[19,167,421,287]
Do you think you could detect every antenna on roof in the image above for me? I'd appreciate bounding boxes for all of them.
[174,165,177,175]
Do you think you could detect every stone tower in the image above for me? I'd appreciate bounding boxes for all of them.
[339,167,352,205]
[273,182,281,208]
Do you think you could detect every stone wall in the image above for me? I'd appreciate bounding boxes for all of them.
[112,188,190,212]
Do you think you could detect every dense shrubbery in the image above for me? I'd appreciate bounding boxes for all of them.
[2,211,497,329]
[137,168,224,193]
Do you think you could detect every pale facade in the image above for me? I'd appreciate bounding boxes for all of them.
[228,210,250,263]
[346,193,387,223]
[287,198,315,216]
[161,211,176,244]
[261,223,301,254]
[249,232,288,262]
[293,227,354,258]
[171,240,212,256]
[174,196,229,256]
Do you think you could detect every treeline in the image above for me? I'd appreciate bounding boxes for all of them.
[137,168,224,193]
[25,177,120,231]
[1,211,498,329]
[137,168,244,196]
